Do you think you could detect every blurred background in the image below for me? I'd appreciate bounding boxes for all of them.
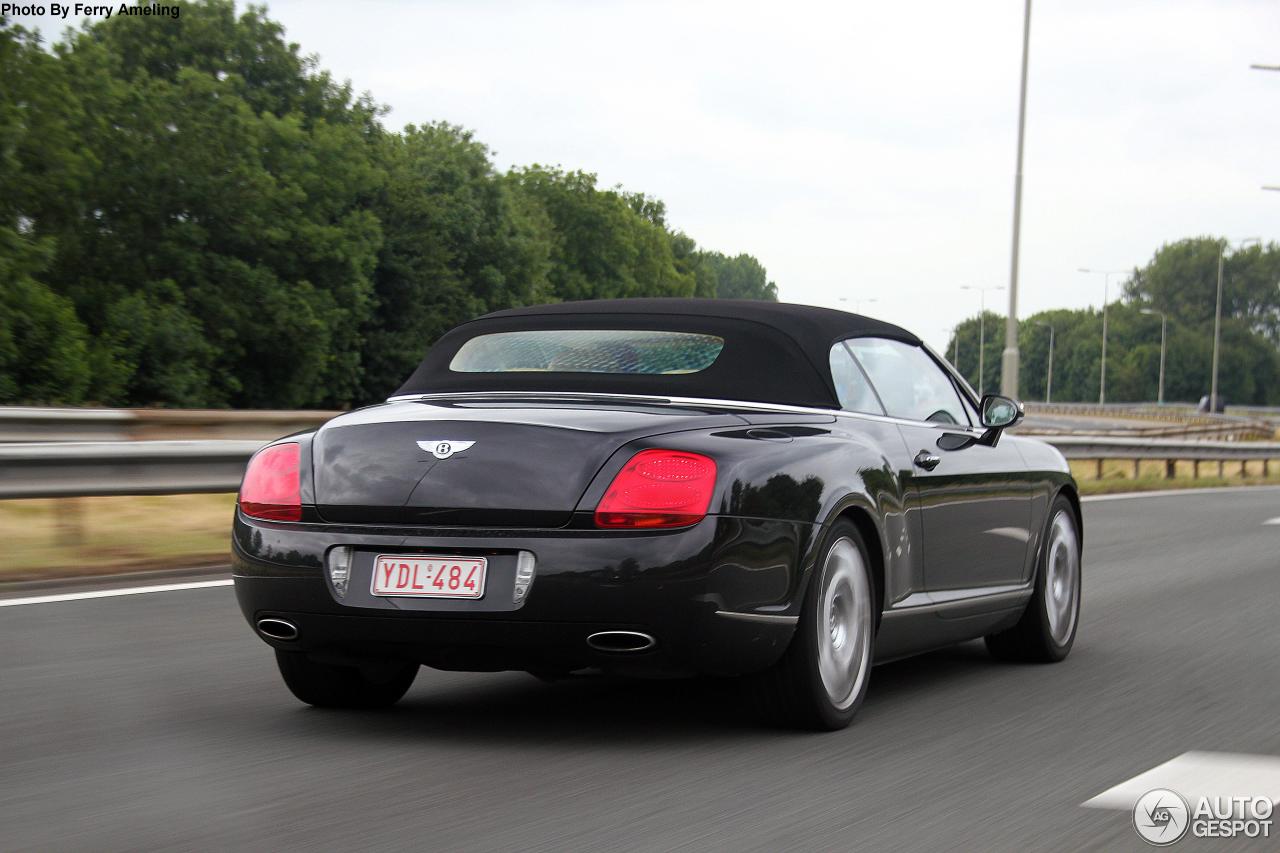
[4,4,1280,851]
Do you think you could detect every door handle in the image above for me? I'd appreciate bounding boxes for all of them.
[914,450,941,471]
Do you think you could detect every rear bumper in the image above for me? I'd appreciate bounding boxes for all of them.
[233,511,816,676]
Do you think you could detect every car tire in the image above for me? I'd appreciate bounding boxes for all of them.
[985,494,1081,663]
[275,651,419,708]
[753,519,877,730]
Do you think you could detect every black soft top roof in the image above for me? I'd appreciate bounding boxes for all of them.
[394,298,921,408]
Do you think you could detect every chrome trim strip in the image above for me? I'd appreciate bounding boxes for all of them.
[714,610,799,625]
[256,618,299,641]
[585,630,658,653]
[384,390,986,434]
[881,587,1032,620]
[925,583,1030,604]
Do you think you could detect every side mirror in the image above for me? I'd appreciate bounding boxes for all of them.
[976,394,1023,446]
[980,394,1023,429]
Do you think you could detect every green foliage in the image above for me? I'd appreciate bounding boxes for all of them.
[695,251,779,301]
[948,311,1007,396]
[505,166,698,303]
[31,1,387,407]
[947,238,1280,405]
[0,1,774,409]
[357,123,551,400]
[0,249,93,404]
[0,23,92,403]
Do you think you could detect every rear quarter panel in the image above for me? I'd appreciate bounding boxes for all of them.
[573,414,919,616]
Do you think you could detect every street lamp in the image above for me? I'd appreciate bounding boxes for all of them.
[1211,237,1261,412]
[1139,308,1167,405]
[961,285,1004,396]
[1077,268,1127,405]
[1033,320,1054,403]
[952,324,961,368]
[1002,0,1034,399]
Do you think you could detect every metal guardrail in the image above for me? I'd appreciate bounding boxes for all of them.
[1024,402,1275,437]
[1043,435,1279,461]
[0,435,1277,500]
[0,407,337,443]
[1026,402,1225,423]
[0,440,266,499]
[1039,435,1279,480]
[1024,421,1274,441]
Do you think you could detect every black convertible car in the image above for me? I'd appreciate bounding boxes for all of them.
[233,299,1081,729]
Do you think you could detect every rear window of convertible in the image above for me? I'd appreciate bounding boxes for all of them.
[449,330,726,375]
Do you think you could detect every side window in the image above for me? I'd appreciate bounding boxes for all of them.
[828,343,884,415]
[846,338,970,426]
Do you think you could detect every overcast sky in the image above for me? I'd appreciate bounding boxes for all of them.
[18,0,1280,349]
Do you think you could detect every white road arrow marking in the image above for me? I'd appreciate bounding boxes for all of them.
[1082,751,1280,811]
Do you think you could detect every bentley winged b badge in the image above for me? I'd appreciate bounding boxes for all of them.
[417,440,476,460]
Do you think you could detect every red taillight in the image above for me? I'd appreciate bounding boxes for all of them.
[594,449,717,529]
[239,443,302,521]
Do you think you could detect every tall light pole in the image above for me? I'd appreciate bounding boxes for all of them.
[1033,320,1054,403]
[1078,268,1127,405]
[1002,0,1033,399]
[1211,237,1261,411]
[952,324,961,368]
[1139,308,1167,405]
[961,285,1004,397]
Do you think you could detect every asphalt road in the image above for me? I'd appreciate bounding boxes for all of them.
[3,488,1279,851]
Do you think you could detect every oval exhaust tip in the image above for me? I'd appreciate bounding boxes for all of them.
[586,630,657,653]
[257,617,299,641]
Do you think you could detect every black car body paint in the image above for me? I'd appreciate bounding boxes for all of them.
[234,300,1079,684]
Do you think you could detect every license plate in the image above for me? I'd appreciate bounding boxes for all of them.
[371,554,487,599]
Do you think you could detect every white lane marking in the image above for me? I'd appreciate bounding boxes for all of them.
[0,579,233,608]
[1083,486,1280,503]
[1264,517,1280,525]
[1082,751,1280,810]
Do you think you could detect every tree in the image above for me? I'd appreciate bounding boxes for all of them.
[1124,238,1280,404]
[949,311,1005,396]
[22,1,386,407]
[506,166,698,303]
[0,2,778,407]
[358,123,550,399]
[946,239,1280,405]
[0,22,92,403]
[1125,237,1280,344]
[695,251,778,301]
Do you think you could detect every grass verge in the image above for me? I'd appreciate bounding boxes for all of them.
[1076,476,1280,495]
[0,493,236,582]
[1070,458,1280,495]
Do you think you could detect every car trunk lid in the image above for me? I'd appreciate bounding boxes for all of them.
[311,397,745,527]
